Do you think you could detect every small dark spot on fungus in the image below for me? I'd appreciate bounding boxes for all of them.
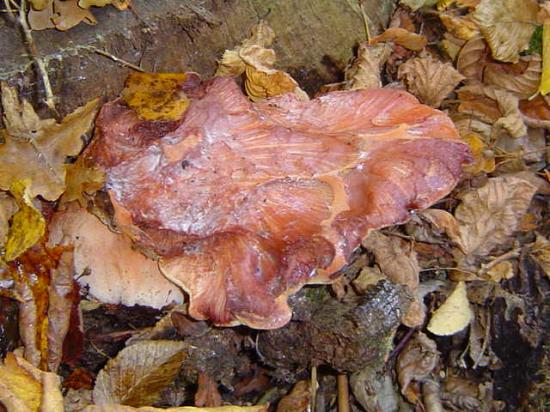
[85,76,471,330]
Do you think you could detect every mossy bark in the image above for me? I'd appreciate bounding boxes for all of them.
[0,0,395,116]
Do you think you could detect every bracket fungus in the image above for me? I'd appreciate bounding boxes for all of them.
[83,74,470,329]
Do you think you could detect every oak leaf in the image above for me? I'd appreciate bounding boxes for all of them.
[0,351,63,412]
[0,83,99,201]
[92,340,187,406]
[398,53,464,107]
[427,281,473,335]
[472,0,539,63]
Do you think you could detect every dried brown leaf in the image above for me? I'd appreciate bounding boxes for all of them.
[83,405,268,412]
[398,53,464,107]
[28,0,56,30]
[485,55,542,99]
[419,209,463,246]
[276,380,310,412]
[472,0,539,63]
[456,36,491,81]
[0,83,99,201]
[461,133,495,175]
[484,86,527,138]
[454,175,538,260]
[485,260,515,282]
[352,266,385,294]
[370,27,428,51]
[427,281,473,335]
[52,0,97,31]
[0,351,63,412]
[530,234,550,278]
[439,13,480,40]
[397,332,439,398]
[244,66,300,101]
[345,42,392,90]
[195,373,222,408]
[400,0,438,11]
[61,160,105,206]
[363,231,423,326]
[93,340,187,406]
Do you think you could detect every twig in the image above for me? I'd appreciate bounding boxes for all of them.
[90,47,145,72]
[311,366,318,411]
[472,307,491,369]
[358,0,371,42]
[18,0,57,111]
[478,248,521,276]
[337,374,350,412]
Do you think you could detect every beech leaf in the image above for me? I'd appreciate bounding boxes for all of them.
[472,0,539,63]
[427,281,473,335]
[93,340,187,406]
[454,175,537,261]
[0,83,99,201]
[5,180,46,262]
[398,53,464,107]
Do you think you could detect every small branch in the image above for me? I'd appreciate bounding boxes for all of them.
[311,366,318,411]
[478,248,521,276]
[90,47,145,72]
[358,0,371,42]
[18,0,57,111]
[337,374,350,412]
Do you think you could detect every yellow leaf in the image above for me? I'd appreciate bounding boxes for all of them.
[427,281,473,336]
[122,73,190,122]
[539,21,550,95]
[29,0,49,10]
[61,160,106,206]
[369,27,428,51]
[472,0,539,63]
[0,83,99,201]
[244,66,299,101]
[0,351,63,412]
[5,180,46,262]
[439,13,480,40]
[462,133,495,175]
[78,0,131,10]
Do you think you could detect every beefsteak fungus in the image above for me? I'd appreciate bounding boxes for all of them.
[85,75,470,329]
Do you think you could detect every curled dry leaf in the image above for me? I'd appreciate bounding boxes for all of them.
[345,42,392,90]
[439,13,480,41]
[122,73,190,122]
[244,66,301,102]
[530,234,550,278]
[397,332,439,398]
[454,175,537,261]
[484,86,527,138]
[472,0,539,63]
[427,281,473,335]
[461,133,495,175]
[0,351,64,412]
[93,340,187,406]
[369,27,428,51]
[48,205,183,309]
[5,180,46,262]
[418,209,462,246]
[0,83,99,201]
[398,53,464,107]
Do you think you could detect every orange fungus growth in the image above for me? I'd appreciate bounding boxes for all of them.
[84,75,471,329]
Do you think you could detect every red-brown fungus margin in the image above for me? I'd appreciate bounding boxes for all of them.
[85,76,471,329]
